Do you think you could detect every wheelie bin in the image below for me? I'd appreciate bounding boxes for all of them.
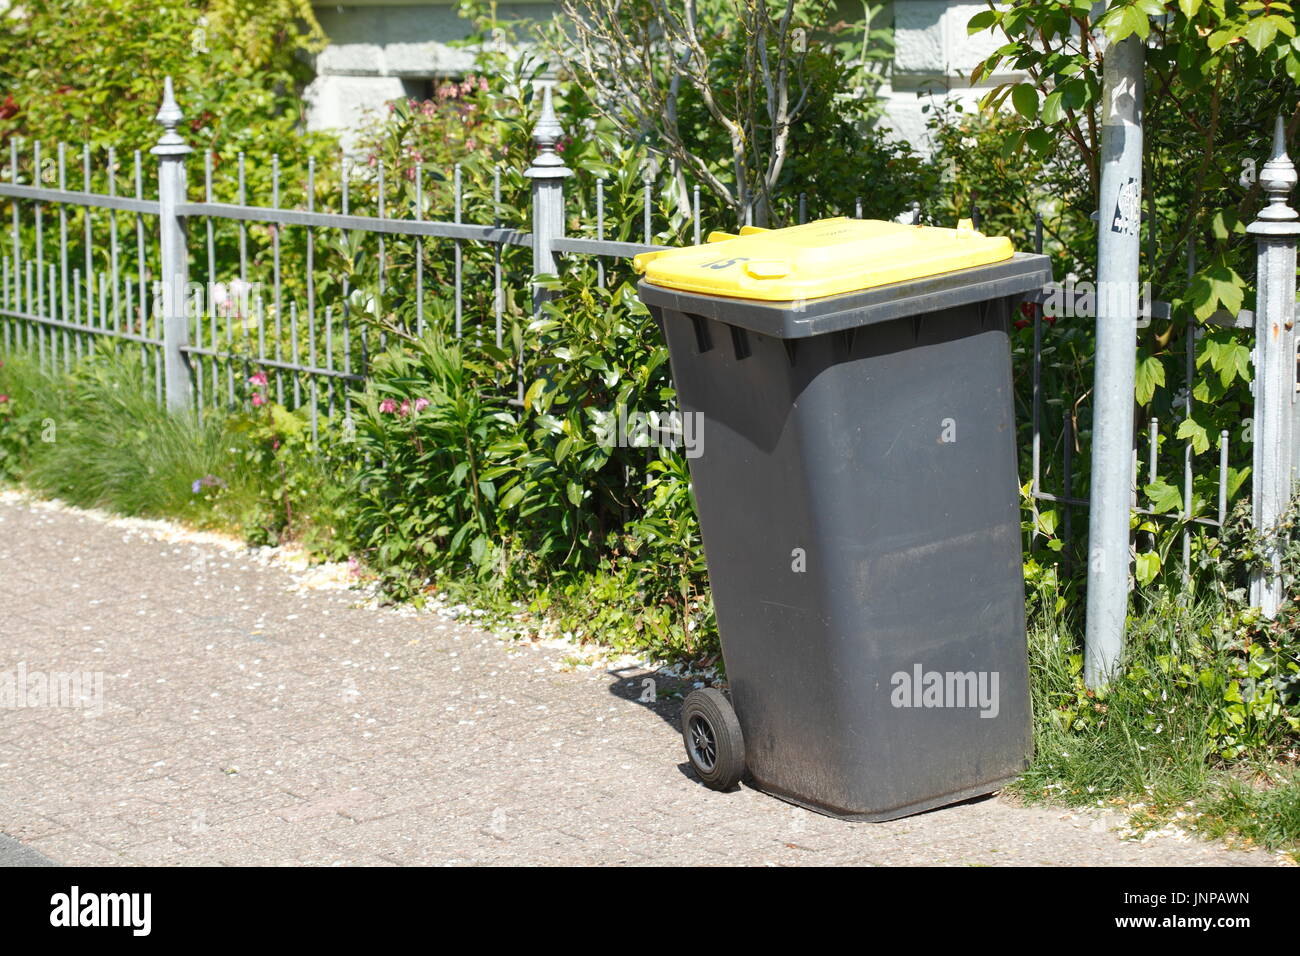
[634,217,1052,821]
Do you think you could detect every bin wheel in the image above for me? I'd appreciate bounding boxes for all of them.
[681,687,745,791]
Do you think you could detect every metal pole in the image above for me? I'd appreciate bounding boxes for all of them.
[523,83,571,317]
[151,77,193,412]
[1248,116,1299,617]
[1084,36,1144,688]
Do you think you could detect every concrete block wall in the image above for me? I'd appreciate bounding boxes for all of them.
[305,0,1024,154]
[879,0,1023,149]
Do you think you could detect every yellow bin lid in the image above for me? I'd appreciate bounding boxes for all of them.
[633,217,1015,302]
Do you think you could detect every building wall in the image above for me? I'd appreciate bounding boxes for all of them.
[306,0,1024,153]
[878,1,1023,149]
[305,0,555,146]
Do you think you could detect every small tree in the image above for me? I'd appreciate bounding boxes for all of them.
[546,0,881,227]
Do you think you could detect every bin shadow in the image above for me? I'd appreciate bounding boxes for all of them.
[603,663,697,733]
[605,664,746,789]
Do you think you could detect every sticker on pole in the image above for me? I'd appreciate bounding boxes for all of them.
[1111,177,1140,237]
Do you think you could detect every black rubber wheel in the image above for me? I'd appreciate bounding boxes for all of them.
[681,687,745,791]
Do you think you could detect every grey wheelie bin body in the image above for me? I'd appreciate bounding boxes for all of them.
[638,228,1052,821]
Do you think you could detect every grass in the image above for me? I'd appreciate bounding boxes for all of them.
[2,344,1298,857]
[1013,592,1300,856]
[0,346,346,547]
[24,360,259,523]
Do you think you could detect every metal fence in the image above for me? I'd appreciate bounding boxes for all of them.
[0,79,893,438]
[1021,115,1298,600]
[1024,226,1235,581]
[0,79,673,437]
[1,80,1296,602]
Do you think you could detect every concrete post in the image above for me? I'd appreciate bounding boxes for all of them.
[151,77,193,411]
[1248,116,1300,617]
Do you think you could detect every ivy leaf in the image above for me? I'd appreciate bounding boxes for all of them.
[1145,478,1183,515]
[1187,258,1245,320]
[1176,417,1211,455]
[1227,465,1251,500]
[1135,352,1166,405]
[1107,5,1151,41]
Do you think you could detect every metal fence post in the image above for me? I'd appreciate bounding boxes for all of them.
[1084,36,1145,688]
[151,77,193,411]
[1248,116,1299,617]
[524,83,572,316]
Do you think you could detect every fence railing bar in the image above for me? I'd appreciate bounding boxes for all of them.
[176,201,533,246]
[34,142,44,356]
[107,146,120,336]
[57,143,70,372]
[693,184,702,246]
[1218,429,1230,527]
[0,182,160,216]
[596,177,606,287]
[551,237,666,257]
[290,300,300,409]
[643,169,652,244]
[325,304,335,418]
[179,343,364,382]
[0,306,163,346]
[132,149,147,378]
[1031,488,1222,528]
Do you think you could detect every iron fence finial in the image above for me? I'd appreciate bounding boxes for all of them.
[152,77,191,156]
[528,83,566,172]
[1256,113,1297,224]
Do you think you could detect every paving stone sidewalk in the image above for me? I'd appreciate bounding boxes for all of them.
[0,495,1284,866]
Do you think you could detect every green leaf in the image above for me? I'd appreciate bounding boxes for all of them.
[1135,353,1166,405]
[499,484,527,510]
[1011,83,1040,119]
[967,9,999,33]
[1175,417,1211,455]
[1135,551,1161,586]
[1178,0,1202,17]
[1025,128,1053,156]
[1040,91,1065,126]
[1244,16,1278,51]
[1145,478,1183,515]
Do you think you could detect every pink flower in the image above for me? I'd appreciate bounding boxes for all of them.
[248,371,268,387]
[378,398,398,414]
[399,399,411,417]
[414,397,430,412]
[0,394,8,404]
[251,392,266,407]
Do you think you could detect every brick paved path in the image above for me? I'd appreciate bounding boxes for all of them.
[0,495,1282,866]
